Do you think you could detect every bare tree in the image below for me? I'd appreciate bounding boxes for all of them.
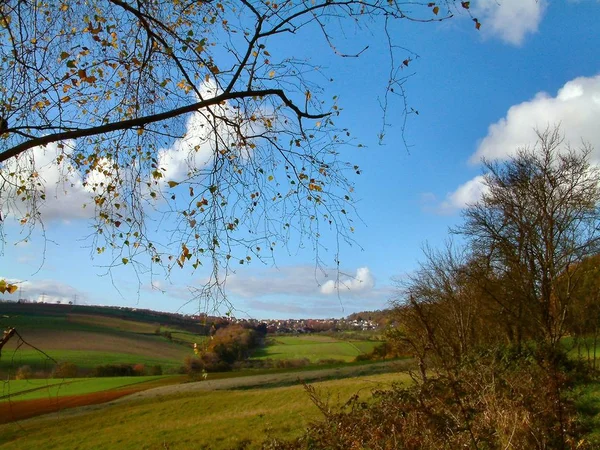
[0,1,474,307]
[458,127,600,347]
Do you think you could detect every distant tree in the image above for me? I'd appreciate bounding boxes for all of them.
[0,1,475,307]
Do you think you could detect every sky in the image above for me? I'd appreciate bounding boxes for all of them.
[2,0,600,319]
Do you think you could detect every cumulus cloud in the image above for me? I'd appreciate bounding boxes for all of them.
[320,267,375,296]
[438,75,600,213]
[439,176,488,214]
[471,75,600,164]
[223,265,379,300]
[473,0,546,45]
[0,141,94,222]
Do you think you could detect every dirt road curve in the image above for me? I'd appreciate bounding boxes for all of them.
[113,360,411,404]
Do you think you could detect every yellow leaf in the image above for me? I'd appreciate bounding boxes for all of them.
[167,181,179,188]
[269,70,275,78]
[433,6,439,14]
[7,284,18,294]
[268,175,274,181]
[308,183,322,192]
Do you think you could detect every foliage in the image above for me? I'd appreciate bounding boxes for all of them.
[52,362,79,378]
[14,365,32,381]
[0,0,475,305]
[269,128,600,449]
[92,363,141,377]
[265,350,590,450]
[186,323,260,372]
[459,127,600,347]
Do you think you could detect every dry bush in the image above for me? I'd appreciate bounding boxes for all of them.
[52,362,79,378]
[15,365,33,380]
[264,350,591,450]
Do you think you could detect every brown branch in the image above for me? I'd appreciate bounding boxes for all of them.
[0,328,16,355]
[0,89,329,163]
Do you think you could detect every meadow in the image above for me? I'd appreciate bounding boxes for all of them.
[0,371,411,449]
[252,335,381,362]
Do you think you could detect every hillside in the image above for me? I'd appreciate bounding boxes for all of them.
[0,302,204,376]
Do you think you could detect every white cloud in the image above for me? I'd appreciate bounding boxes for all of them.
[320,267,375,296]
[157,81,258,185]
[1,278,88,304]
[473,0,546,45]
[0,141,94,222]
[439,175,488,213]
[471,75,600,164]
[438,75,600,213]
[224,265,379,300]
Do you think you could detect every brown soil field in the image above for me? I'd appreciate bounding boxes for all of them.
[0,388,140,424]
[2,330,192,360]
[0,376,185,424]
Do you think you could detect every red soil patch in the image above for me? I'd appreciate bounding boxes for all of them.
[0,387,141,424]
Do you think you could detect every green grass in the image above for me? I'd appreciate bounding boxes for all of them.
[0,376,170,402]
[0,350,185,372]
[252,335,380,362]
[0,372,410,449]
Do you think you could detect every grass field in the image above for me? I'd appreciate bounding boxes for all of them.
[0,371,410,449]
[252,335,380,362]
[0,308,203,376]
[0,376,171,402]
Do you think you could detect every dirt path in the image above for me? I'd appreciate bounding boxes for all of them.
[113,359,411,403]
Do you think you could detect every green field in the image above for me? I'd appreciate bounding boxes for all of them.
[0,371,410,449]
[253,335,380,362]
[0,376,172,402]
[0,306,205,376]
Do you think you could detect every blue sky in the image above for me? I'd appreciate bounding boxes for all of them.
[2,0,600,319]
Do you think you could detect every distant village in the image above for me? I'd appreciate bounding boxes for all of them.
[1,298,387,333]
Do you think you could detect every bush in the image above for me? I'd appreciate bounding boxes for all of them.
[53,362,79,378]
[265,351,591,449]
[149,364,163,375]
[92,364,137,377]
[15,365,33,380]
[132,363,146,376]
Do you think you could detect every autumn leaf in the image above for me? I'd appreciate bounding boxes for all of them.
[433,6,439,15]
[167,181,179,188]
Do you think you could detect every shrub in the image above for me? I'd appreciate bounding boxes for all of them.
[92,364,136,377]
[149,364,163,375]
[132,363,146,376]
[15,365,33,380]
[265,350,591,449]
[53,362,79,378]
